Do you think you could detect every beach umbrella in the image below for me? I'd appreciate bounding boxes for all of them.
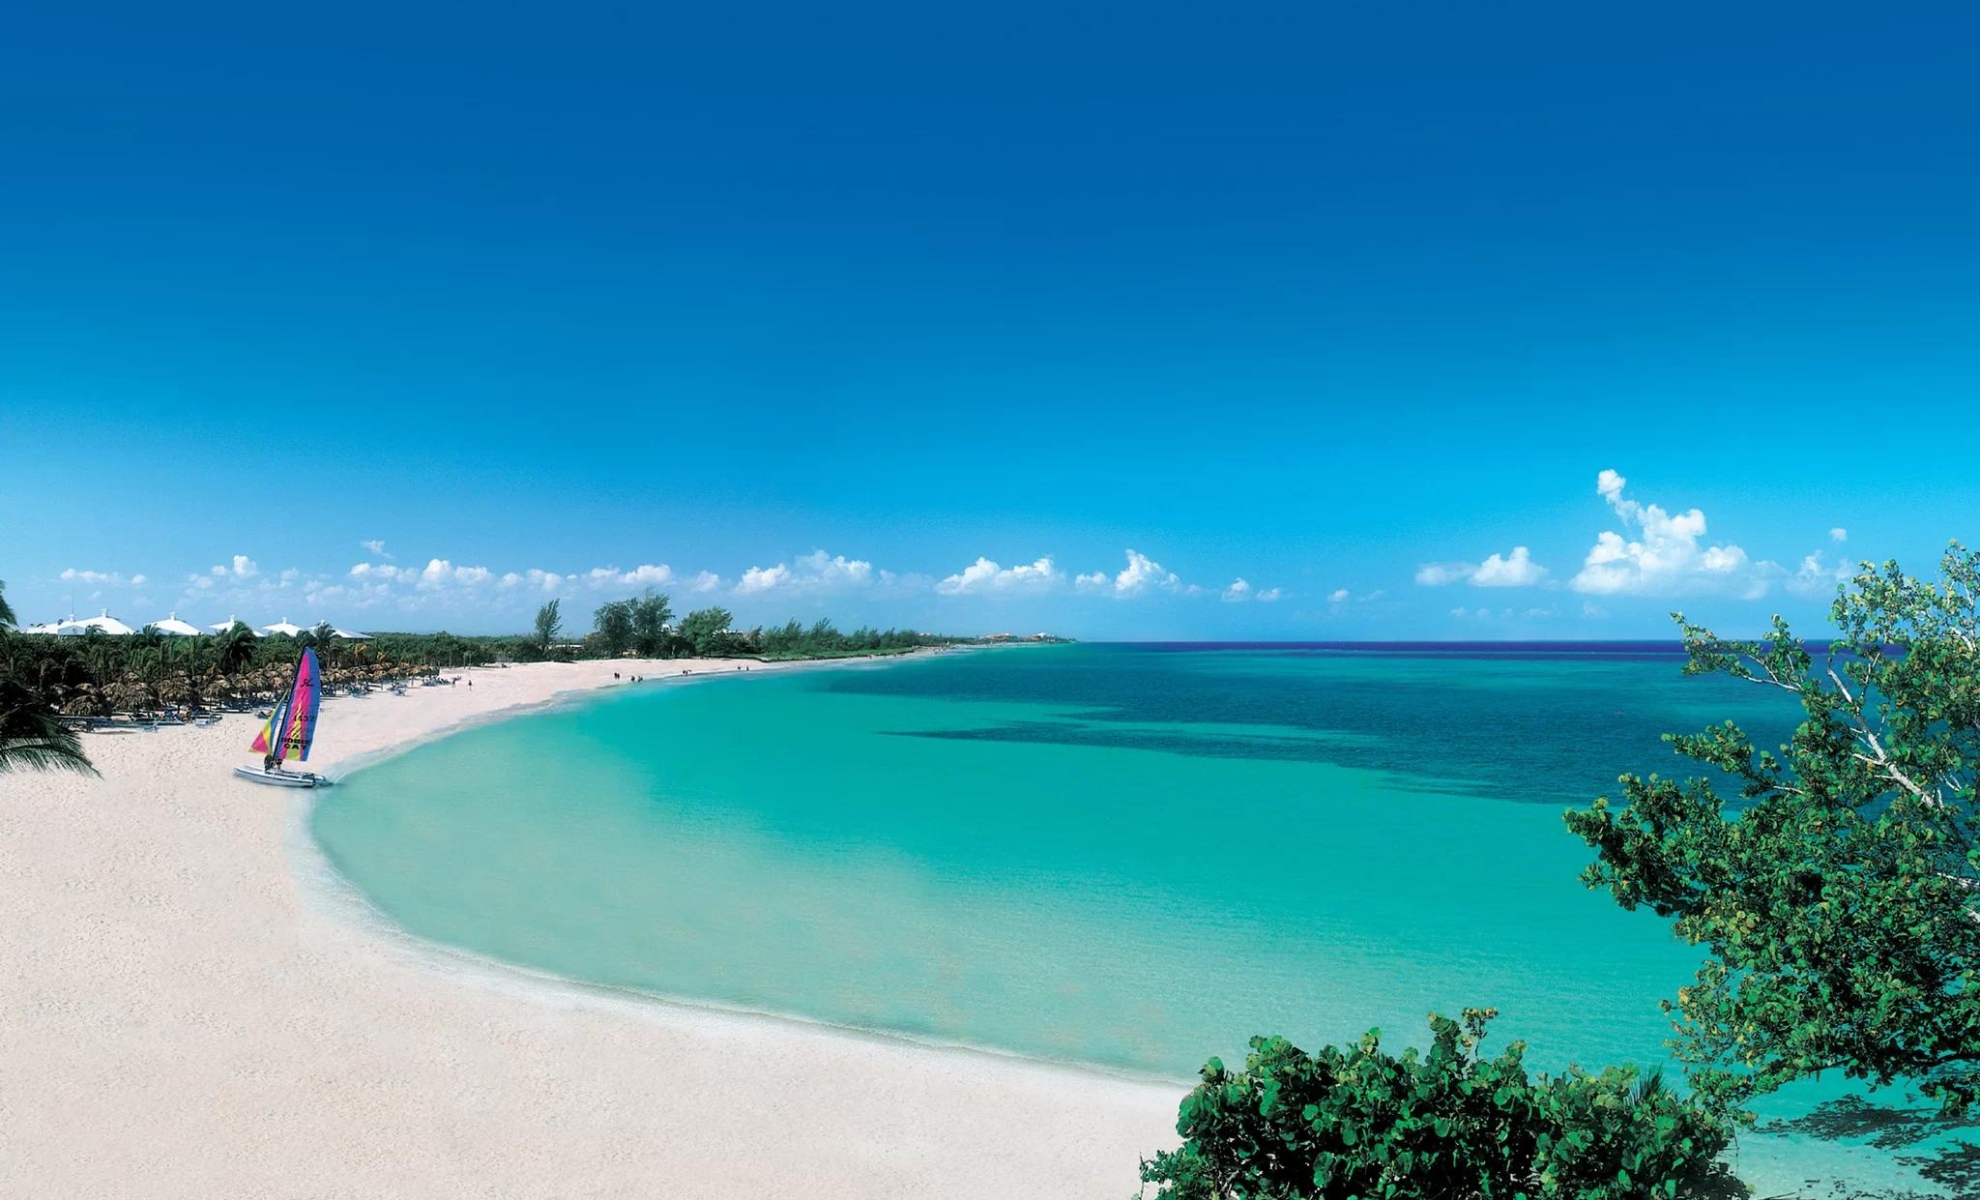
[104,678,155,713]
[152,612,202,637]
[61,691,107,717]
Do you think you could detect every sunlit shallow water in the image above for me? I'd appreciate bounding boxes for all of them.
[312,644,1977,1196]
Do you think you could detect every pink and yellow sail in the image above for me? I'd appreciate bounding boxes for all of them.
[250,648,322,764]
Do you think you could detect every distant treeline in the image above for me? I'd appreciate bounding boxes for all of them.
[0,622,495,717]
[0,589,1002,720]
[547,593,974,661]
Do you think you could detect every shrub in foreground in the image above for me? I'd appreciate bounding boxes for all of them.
[1140,1009,1732,1200]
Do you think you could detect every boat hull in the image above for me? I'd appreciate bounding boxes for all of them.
[232,765,328,789]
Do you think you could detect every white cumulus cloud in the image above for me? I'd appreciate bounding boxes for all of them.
[1415,562,1475,587]
[585,563,674,589]
[800,550,873,587]
[1076,549,1183,598]
[1472,546,1547,587]
[409,558,496,590]
[1788,549,1856,597]
[498,568,567,593]
[936,556,1060,596]
[735,550,876,596]
[1569,470,1777,599]
[1219,578,1285,603]
[361,539,393,558]
[212,555,259,579]
[1416,546,1546,589]
[736,564,791,594]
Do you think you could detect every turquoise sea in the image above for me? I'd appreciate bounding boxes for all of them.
[313,644,1976,1196]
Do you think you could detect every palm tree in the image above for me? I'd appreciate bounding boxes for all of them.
[0,579,15,630]
[0,677,95,775]
[215,623,256,676]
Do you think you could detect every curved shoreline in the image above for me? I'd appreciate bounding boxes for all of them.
[0,655,1179,1200]
[290,654,1193,1092]
[291,802,1191,1090]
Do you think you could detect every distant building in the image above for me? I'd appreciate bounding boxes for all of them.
[22,610,135,636]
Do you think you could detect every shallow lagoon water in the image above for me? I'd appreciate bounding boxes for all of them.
[313,644,1976,1195]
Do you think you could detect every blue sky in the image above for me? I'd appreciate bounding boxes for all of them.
[3,2,1976,638]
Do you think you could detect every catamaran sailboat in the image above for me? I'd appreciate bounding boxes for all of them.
[233,647,332,788]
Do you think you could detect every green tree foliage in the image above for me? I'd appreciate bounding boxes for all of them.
[1142,1011,1730,1200]
[592,599,635,657]
[533,599,562,653]
[0,676,95,775]
[631,590,673,657]
[214,622,257,674]
[754,616,938,659]
[1566,544,1980,1115]
[0,626,506,716]
[0,617,966,712]
[677,607,734,657]
[0,578,16,630]
[0,572,972,725]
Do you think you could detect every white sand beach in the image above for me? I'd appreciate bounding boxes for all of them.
[0,659,1177,1199]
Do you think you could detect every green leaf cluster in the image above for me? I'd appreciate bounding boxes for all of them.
[1566,543,1980,1115]
[532,599,562,652]
[1140,1010,1731,1200]
[0,580,93,774]
[0,674,95,775]
[676,606,735,657]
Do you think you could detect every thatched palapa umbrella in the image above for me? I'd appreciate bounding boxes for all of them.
[104,678,156,714]
[61,692,107,718]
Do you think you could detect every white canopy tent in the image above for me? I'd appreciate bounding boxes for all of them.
[209,615,255,635]
[261,619,304,637]
[332,627,371,640]
[151,612,202,636]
